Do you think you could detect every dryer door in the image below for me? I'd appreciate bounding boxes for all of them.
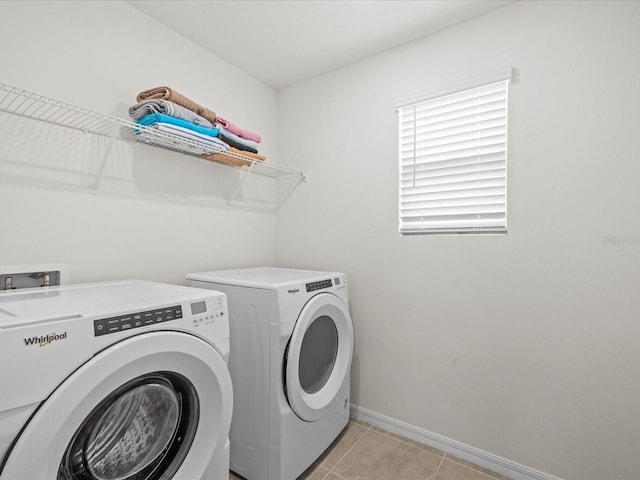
[0,331,232,480]
[285,293,353,422]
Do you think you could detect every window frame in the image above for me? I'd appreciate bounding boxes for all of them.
[396,67,512,236]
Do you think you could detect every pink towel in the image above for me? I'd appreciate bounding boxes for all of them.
[215,116,262,143]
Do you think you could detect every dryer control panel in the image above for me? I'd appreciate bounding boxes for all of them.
[94,305,182,337]
[305,279,333,292]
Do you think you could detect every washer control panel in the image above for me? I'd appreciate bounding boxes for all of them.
[189,296,226,328]
[94,305,182,337]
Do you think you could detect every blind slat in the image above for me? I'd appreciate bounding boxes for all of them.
[401,116,507,145]
[400,142,506,165]
[401,159,505,178]
[401,190,505,206]
[402,95,506,128]
[401,201,506,217]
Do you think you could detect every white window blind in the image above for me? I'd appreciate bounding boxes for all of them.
[398,70,511,235]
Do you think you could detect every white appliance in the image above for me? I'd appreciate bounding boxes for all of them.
[0,280,233,480]
[186,267,353,480]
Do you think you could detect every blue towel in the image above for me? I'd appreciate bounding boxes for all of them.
[136,113,219,137]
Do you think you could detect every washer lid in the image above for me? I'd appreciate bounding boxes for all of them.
[0,280,217,328]
[187,267,342,289]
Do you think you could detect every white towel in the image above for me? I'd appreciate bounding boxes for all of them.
[137,122,229,155]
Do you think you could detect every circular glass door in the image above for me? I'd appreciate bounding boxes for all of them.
[58,373,197,480]
[299,315,338,395]
[285,293,353,422]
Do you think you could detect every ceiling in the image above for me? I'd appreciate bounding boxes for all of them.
[126,0,513,90]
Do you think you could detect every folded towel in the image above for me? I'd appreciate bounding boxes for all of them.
[129,99,214,128]
[201,147,266,167]
[215,116,262,143]
[215,124,259,153]
[136,86,216,123]
[138,122,229,152]
[137,131,216,156]
[136,113,219,138]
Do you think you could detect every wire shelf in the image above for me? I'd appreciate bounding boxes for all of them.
[0,82,304,180]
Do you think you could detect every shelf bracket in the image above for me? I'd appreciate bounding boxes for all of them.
[226,161,257,207]
[91,124,119,194]
[275,173,306,211]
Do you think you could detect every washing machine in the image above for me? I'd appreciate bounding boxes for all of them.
[186,267,353,480]
[0,279,233,480]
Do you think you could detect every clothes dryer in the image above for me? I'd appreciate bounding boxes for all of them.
[0,280,233,480]
[186,267,353,480]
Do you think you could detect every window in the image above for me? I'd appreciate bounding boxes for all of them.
[397,68,512,235]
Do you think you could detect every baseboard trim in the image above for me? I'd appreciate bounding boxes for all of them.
[350,405,563,480]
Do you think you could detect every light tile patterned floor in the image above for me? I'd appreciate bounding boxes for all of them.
[229,419,512,480]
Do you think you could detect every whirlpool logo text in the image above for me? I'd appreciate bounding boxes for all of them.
[24,332,68,347]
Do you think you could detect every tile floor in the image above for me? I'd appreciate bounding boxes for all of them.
[229,419,512,480]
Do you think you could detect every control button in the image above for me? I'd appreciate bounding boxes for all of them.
[94,318,107,336]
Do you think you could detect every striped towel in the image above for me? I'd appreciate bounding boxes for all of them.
[129,99,214,128]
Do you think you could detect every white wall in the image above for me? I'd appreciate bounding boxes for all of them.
[277,1,640,479]
[3,1,639,478]
[0,0,278,285]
